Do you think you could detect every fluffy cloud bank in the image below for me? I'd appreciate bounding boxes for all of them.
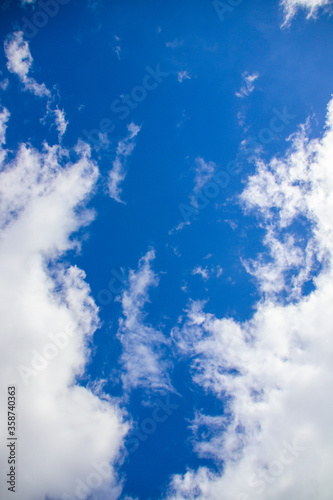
[168,96,333,499]
[0,34,128,500]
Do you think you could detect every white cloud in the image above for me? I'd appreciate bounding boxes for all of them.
[168,96,333,500]
[239,120,326,301]
[4,32,32,79]
[242,228,317,300]
[54,107,68,139]
[168,157,216,233]
[236,71,259,98]
[108,122,141,203]
[280,0,332,24]
[193,157,216,193]
[0,106,10,147]
[0,78,9,91]
[203,253,213,260]
[113,36,122,59]
[192,266,210,281]
[4,34,70,141]
[0,106,10,164]
[117,249,173,394]
[177,70,191,83]
[216,265,223,278]
[189,156,217,209]
[168,220,191,235]
[4,32,50,98]
[114,46,121,59]
[0,95,128,500]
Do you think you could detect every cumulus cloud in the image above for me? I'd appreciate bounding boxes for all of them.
[108,122,141,203]
[168,96,333,500]
[4,32,50,97]
[0,85,128,500]
[280,0,332,24]
[236,71,259,98]
[117,249,173,394]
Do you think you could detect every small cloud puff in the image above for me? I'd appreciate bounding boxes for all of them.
[54,108,68,139]
[0,78,9,91]
[193,157,216,192]
[177,70,191,83]
[192,266,210,281]
[235,71,259,98]
[192,265,223,281]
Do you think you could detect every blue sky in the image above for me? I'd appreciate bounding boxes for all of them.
[1,1,333,499]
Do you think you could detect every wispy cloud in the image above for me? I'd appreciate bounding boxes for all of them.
[235,71,259,98]
[192,266,210,281]
[0,106,10,147]
[0,106,10,164]
[168,157,216,234]
[177,70,191,83]
[166,39,184,49]
[192,264,223,281]
[113,35,122,60]
[108,122,141,203]
[53,107,68,139]
[168,220,191,235]
[240,120,324,300]
[4,31,50,97]
[280,0,332,25]
[117,249,172,394]
[114,45,121,59]
[193,157,216,193]
[0,77,9,91]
